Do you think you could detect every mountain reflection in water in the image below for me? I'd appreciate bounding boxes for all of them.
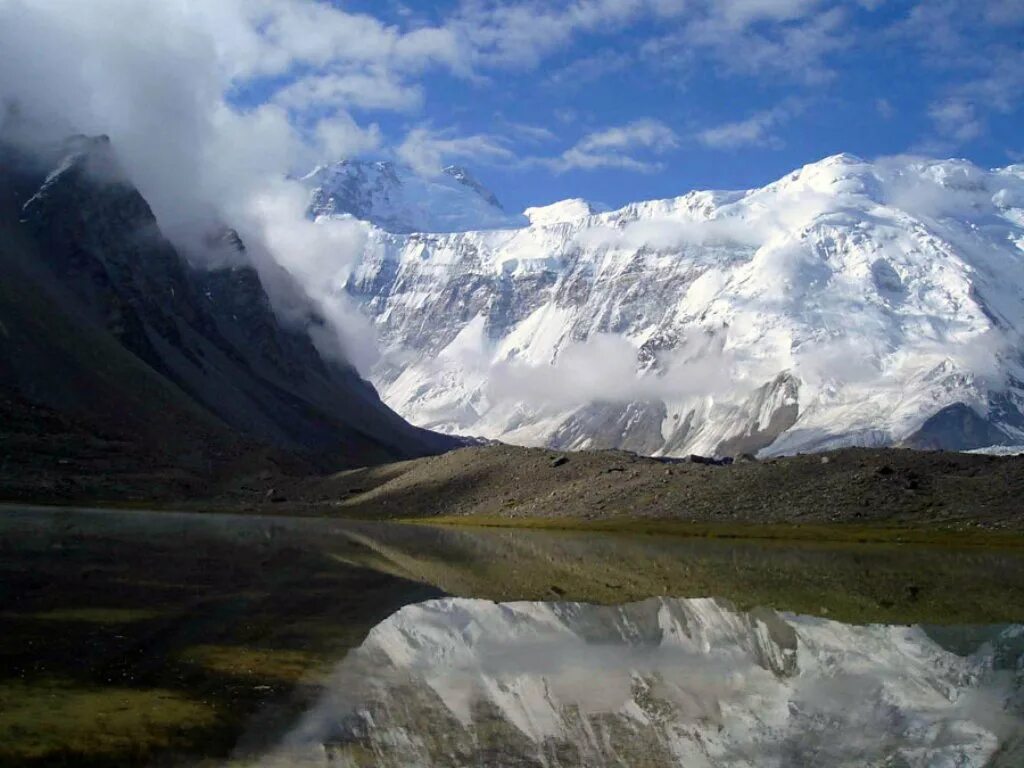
[4,506,1023,767]
[260,597,1024,768]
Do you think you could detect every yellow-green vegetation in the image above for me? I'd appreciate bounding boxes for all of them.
[181,645,325,684]
[411,515,1024,549]
[4,505,1024,766]
[338,521,1024,626]
[0,680,217,764]
[13,607,163,623]
[0,506,441,767]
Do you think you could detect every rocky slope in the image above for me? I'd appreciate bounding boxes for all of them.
[312,154,1024,457]
[0,136,454,496]
[219,444,1024,534]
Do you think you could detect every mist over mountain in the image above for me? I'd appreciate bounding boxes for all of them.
[0,134,454,497]
[3,4,1024,767]
[4,0,1022,466]
[301,153,1024,457]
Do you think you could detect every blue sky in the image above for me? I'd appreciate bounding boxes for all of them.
[217,1,1023,211]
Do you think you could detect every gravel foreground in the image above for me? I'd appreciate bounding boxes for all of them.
[214,444,1024,534]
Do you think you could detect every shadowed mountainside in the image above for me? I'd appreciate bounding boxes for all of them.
[0,136,455,499]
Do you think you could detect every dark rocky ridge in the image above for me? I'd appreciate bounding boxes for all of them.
[215,443,1024,534]
[0,135,455,497]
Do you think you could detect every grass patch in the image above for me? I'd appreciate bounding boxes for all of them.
[13,608,163,624]
[407,515,1024,549]
[180,645,324,684]
[339,518,1024,625]
[0,506,444,766]
[0,679,218,765]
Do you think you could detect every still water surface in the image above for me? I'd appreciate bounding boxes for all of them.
[1,506,1022,767]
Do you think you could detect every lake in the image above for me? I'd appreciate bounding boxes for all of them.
[1,505,1022,766]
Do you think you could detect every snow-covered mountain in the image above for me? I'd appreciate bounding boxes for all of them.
[300,159,525,233]
[524,197,609,225]
[267,597,1024,767]
[308,153,1024,457]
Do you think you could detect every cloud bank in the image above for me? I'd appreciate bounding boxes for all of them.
[0,0,400,365]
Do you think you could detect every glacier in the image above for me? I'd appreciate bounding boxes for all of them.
[260,596,1024,767]
[311,153,1024,457]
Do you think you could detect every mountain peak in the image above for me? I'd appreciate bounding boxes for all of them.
[302,158,524,234]
[817,152,865,166]
[340,152,1024,457]
[523,198,610,226]
[442,165,503,210]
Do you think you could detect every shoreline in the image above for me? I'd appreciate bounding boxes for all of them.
[403,515,1024,549]
[3,500,1024,551]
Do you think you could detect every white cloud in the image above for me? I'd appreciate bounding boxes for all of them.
[223,0,465,78]
[452,0,686,70]
[697,108,788,150]
[487,331,782,409]
[4,0,1020,369]
[313,115,383,159]
[921,51,1024,150]
[544,51,634,89]
[549,119,679,172]
[573,216,766,252]
[274,69,423,112]
[501,120,558,144]
[876,98,895,120]
[576,119,679,153]
[397,126,516,176]
[242,183,381,368]
[896,3,1024,148]
[713,0,824,28]
[0,0,402,368]
[642,2,850,84]
[928,99,983,144]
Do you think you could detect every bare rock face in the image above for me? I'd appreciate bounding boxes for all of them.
[1,136,455,477]
[904,402,1019,451]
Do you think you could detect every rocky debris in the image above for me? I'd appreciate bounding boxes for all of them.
[236,444,1024,533]
[550,455,569,468]
[687,454,734,466]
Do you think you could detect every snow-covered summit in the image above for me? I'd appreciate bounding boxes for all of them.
[524,198,609,225]
[324,153,1024,456]
[300,159,526,233]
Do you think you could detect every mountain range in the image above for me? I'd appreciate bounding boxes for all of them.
[4,138,1023,503]
[306,154,1024,457]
